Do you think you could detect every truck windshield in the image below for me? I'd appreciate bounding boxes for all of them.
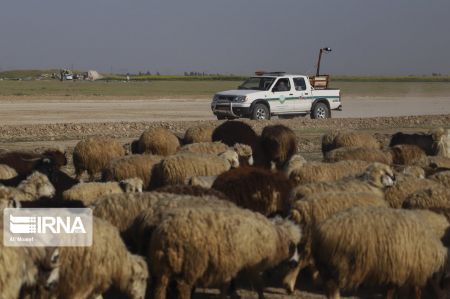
[238,77,275,91]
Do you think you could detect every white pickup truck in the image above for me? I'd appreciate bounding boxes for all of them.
[211,72,341,120]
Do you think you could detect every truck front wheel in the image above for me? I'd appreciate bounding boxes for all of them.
[251,104,270,120]
[311,103,330,119]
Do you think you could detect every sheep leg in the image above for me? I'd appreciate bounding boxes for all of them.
[219,281,241,299]
[413,286,421,299]
[176,280,192,299]
[282,263,301,294]
[325,282,340,299]
[153,274,170,299]
[88,171,96,182]
[385,287,395,299]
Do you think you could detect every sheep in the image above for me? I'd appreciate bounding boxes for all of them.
[157,151,239,186]
[283,192,388,293]
[149,206,301,299]
[289,160,372,186]
[430,171,450,188]
[212,166,293,216]
[91,192,235,249]
[0,149,67,176]
[154,184,228,200]
[290,162,395,201]
[183,124,214,144]
[0,231,60,299]
[403,187,450,210]
[389,132,438,156]
[321,130,339,155]
[428,156,450,171]
[43,217,149,299]
[102,154,162,190]
[233,143,254,166]
[186,175,217,189]
[384,177,441,208]
[312,207,448,299]
[393,165,426,180]
[0,164,17,180]
[389,144,428,166]
[323,131,381,155]
[324,147,393,165]
[212,121,266,167]
[62,178,143,205]
[260,124,298,169]
[282,153,307,179]
[0,171,55,201]
[433,127,450,157]
[134,127,180,155]
[73,136,125,181]
[178,141,229,155]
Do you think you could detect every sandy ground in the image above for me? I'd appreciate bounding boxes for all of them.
[1,95,450,125]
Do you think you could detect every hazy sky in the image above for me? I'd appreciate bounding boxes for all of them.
[1,0,449,75]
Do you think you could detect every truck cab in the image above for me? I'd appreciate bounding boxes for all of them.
[211,72,342,120]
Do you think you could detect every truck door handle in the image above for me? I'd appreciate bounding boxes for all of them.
[305,93,309,95]
[289,93,293,96]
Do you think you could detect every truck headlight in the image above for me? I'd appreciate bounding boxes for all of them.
[212,95,219,102]
[234,96,246,102]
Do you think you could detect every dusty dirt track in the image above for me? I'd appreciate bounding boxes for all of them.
[1,95,450,125]
[0,96,449,299]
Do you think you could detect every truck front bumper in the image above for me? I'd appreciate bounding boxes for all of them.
[211,102,251,118]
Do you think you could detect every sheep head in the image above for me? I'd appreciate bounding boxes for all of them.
[219,150,240,168]
[124,254,149,299]
[18,171,56,199]
[363,163,395,188]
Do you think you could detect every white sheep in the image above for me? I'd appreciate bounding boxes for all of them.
[0,171,55,201]
[0,164,18,180]
[62,178,143,205]
[157,151,239,186]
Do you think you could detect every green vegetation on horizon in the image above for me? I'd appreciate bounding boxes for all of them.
[1,69,450,82]
[1,80,450,98]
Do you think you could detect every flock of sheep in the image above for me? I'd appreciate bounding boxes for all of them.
[1,120,450,299]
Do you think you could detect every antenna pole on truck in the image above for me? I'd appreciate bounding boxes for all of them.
[316,47,332,76]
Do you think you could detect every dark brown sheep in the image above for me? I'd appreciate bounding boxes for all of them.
[212,166,293,216]
[212,121,266,167]
[261,125,298,170]
[154,184,228,200]
[389,132,436,155]
[0,149,67,176]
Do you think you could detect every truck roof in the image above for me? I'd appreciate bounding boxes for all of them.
[253,71,306,78]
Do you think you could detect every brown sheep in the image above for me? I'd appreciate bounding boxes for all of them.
[389,144,428,166]
[313,207,448,299]
[321,130,340,155]
[102,154,162,190]
[183,124,214,144]
[212,166,293,216]
[45,218,149,299]
[289,160,372,186]
[429,170,450,188]
[135,127,180,155]
[212,121,266,167]
[283,192,388,293]
[73,136,125,181]
[291,163,395,201]
[403,187,450,210]
[324,147,393,165]
[149,206,301,299]
[384,178,441,208]
[323,131,381,155]
[91,192,235,250]
[260,124,298,169]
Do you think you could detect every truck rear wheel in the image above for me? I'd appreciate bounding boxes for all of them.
[311,103,330,119]
[251,104,270,120]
